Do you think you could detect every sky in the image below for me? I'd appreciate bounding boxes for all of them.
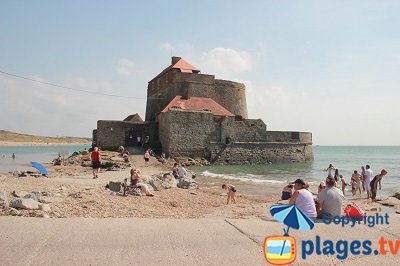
[1,1,399,145]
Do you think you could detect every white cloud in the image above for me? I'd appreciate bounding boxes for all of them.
[160,42,176,52]
[115,58,134,76]
[199,48,252,79]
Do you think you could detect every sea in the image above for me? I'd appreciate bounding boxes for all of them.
[0,144,89,173]
[191,146,400,197]
[0,145,399,196]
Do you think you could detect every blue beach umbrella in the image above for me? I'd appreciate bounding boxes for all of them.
[270,204,315,256]
[31,162,48,176]
[270,204,315,235]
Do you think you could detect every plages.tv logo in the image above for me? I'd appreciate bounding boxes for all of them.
[264,205,315,265]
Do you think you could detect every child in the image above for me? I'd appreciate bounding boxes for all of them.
[340,176,347,195]
[350,176,357,196]
[222,184,236,204]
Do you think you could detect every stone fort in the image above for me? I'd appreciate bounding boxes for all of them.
[94,57,313,164]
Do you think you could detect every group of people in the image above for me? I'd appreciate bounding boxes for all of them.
[281,163,388,220]
[325,164,387,200]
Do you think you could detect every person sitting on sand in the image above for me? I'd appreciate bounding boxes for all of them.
[130,168,154,197]
[171,163,179,179]
[317,181,326,196]
[370,169,387,201]
[289,179,317,219]
[177,164,188,179]
[281,184,293,200]
[318,176,345,218]
[222,184,236,204]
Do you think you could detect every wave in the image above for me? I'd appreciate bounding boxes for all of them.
[200,170,287,184]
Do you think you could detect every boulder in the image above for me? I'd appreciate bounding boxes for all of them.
[12,190,29,198]
[38,203,51,212]
[108,181,122,192]
[0,190,8,209]
[11,198,39,210]
[24,192,43,202]
[177,178,199,189]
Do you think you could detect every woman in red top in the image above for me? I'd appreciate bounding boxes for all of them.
[91,147,101,179]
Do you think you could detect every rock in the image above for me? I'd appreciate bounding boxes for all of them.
[190,192,198,195]
[24,192,43,202]
[177,178,199,189]
[108,181,122,192]
[378,197,400,207]
[8,207,20,216]
[11,198,39,210]
[392,192,400,200]
[0,190,8,209]
[12,190,29,198]
[41,213,50,218]
[38,203,51,212]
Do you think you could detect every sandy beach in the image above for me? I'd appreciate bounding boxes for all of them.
[1,148,399,265]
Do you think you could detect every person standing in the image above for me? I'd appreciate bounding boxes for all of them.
[325,164,335,177]
[364,165,374,199]
[91,147,101,179]
[318,176,345,218]
[361,166,366,191]
[137,136,141,147]
[12,153,16,160]
[370,169,387,201]
[351,170,362,195]
[144,150,150,167]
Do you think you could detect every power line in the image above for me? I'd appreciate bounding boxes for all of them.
[0,69,163,99]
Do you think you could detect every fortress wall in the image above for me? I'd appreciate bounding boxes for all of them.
[97,121,126,149]
[220,118,268,143]
[266,131,312,143]
[158,109,217,157]
[208,142,314,165]
[214,80,248,118]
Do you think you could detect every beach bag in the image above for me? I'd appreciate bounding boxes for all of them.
[344,203,364,218]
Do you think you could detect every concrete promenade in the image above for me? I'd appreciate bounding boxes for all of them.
[0,216,398,265]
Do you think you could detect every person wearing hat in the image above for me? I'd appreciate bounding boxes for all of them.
[289,178,317,219]
[317,176,345,218]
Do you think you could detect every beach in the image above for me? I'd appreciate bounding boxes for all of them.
[1,147,399,265]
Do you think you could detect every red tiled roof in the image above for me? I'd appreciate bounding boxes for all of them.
[172,59,199,72]
[150,58,200,83]
[161,96,234,117]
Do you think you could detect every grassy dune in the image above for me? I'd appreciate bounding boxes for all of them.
[0,130,91,145]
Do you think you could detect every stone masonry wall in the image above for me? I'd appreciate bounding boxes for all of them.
[158,109,218,157]
[208,142,314,165]
[221,117,267,143]
[145,71,248,121]
[267,131,312,143]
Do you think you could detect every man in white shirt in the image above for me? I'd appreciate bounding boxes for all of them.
[318,176,345,218]
[365,165,374,199]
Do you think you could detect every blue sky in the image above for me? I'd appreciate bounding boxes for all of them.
[1,1,399,145]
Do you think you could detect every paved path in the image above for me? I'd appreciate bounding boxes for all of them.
[0,215,398,265]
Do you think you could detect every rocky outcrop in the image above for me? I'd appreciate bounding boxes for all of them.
[177,178,199,189]
[11,198,39,210]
